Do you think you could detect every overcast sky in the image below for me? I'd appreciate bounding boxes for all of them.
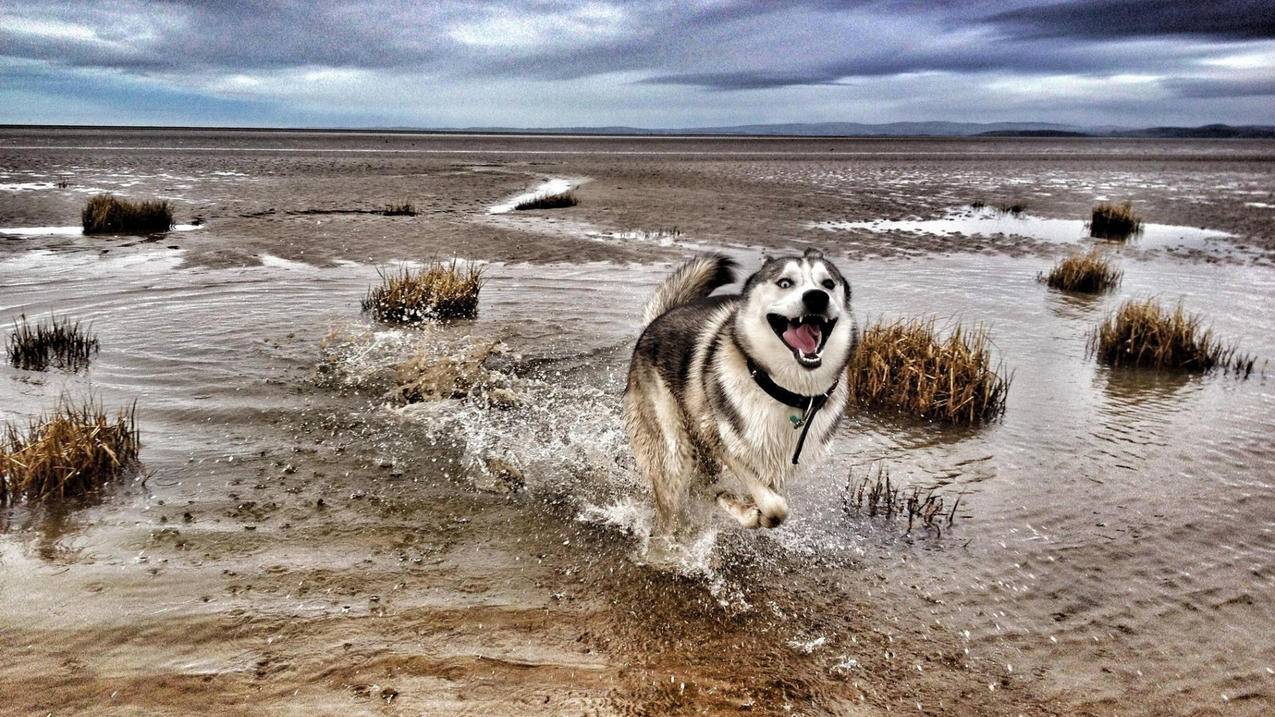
[2,1,1272,128]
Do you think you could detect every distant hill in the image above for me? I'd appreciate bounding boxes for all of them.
[1110,124,1275,139]
[450,121,1273,139]
[457,121,1105,137]
[975,129,1092,138]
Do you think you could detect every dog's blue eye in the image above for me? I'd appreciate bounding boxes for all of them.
[821,279,835,290]
[777,279,793,289]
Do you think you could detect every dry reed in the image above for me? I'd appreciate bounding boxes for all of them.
[1,399,139,503]
[6,314,99,371]
[843,463,960,537]
[362,260,484,324]
[847,318,1010,424]
[381,202,416,216]
[81,194,173,234]
[514,190,577,210]
[1089,201,1142,240]
[1090,298,1255,374]
[1042,249,1123,293]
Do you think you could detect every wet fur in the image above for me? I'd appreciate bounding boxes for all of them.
[625,250,858,533]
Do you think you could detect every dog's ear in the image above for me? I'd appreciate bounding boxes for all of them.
[803,247,824,260]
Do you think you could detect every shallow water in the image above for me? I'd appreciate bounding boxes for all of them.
[813,205,1233,251]
[487,177,576,214]
[3,131,1274,714]
[8,243,1271,712]
[811,253,1275,712]
[0,223,204,237]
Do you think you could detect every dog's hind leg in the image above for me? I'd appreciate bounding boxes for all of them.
[625,372,696,535]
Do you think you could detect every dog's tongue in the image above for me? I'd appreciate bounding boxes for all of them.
[784,322,821,355]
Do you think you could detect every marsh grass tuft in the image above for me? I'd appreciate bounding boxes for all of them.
[1,399,139,504]
[6,314,99,371]
[381,202,417,216]
[847,318,1010,424]
[996,201,1026,215]
[843,463,960,537]
[362,260,484,324]
[1089,200,1142,240]
[514,190,577,210]
[81,194,173,234]
[1042,249,1123,293]
[1090,299,1256,375]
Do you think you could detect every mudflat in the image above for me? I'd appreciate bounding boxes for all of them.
[2,128,1274,715]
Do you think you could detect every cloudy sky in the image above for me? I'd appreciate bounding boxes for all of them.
[2,1,1272,129]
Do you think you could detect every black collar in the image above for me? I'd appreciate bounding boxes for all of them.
[745,358,839,465]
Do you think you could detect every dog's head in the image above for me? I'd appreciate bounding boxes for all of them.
[737,248,856,386]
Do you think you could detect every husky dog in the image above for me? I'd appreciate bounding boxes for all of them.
[625,249,857,533]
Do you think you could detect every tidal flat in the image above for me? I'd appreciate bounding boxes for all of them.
[2,128,1274,715]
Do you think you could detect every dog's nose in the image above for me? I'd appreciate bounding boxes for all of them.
[802,289,829,313]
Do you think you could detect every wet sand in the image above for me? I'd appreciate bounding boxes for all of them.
[3,128,1275,715]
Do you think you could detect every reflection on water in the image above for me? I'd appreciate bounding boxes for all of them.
[1043,286,1108,321]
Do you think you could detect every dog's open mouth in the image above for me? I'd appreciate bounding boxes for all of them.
[767,313,836,367]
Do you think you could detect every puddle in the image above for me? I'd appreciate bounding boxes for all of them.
[258,253,315,270]
[0,182,59,192]
[488,178,575,214]
[0,224,204,238]
[813,206,1233,250]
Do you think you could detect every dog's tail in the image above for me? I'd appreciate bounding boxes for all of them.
[641,253,737,328]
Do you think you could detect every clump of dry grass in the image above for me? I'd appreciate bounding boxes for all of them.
[847,318,1010,424]
[1090,299,1255,375]
[362,260,484,324]
[996,201,1026,215]
[1089,201,1142,240]
[81,194,173,234]
[6,314,99,371]
[1042,249,1123,293]
[1,399,139,504]
[843,463,960,537]
[514,190,577,210]
[381,202,416,216]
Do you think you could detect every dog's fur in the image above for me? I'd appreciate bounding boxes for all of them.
[625,249,858,533]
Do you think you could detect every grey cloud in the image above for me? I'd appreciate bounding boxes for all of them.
[1,0,456,71]
[1164,77,1275,98]
[2,0,1274,127]
[2,1,1268,83]
[641,39,1215,90]
[988,0,1275,41]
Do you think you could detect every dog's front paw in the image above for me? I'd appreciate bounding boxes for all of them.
[717,493,763,529]
[753,491,788,529]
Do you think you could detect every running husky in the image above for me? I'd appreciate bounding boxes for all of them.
[625,249,857,533]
